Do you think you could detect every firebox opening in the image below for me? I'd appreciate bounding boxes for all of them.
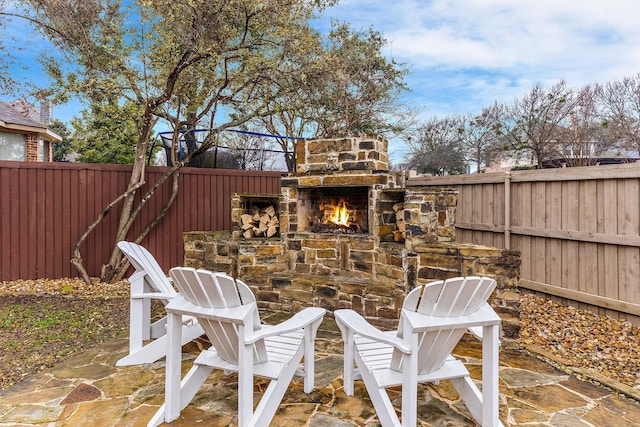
[298,186,369,234]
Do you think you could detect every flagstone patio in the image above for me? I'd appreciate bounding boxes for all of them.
[1,313,639,426]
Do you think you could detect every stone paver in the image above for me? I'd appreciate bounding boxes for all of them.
[0,317,639,426]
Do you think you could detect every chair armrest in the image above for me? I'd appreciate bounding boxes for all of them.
[132,292,175,300]
[335,309,411,354]
[247,307,326,344]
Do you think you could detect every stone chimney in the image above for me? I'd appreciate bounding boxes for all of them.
[39,100,51,125]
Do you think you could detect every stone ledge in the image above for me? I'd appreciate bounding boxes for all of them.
[244,272,376,289]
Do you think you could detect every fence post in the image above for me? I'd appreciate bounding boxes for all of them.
[504,172,511,250]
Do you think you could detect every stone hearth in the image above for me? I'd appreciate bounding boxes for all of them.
[183,136,521,339]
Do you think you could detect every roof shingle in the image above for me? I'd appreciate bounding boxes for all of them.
[0,100,46,129]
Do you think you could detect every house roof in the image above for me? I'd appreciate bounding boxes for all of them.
[0,100,62,142]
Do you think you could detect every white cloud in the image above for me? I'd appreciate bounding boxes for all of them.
[325,0,640,160]
[320,0,640,162]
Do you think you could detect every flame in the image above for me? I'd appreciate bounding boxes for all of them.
[327,200,350,226]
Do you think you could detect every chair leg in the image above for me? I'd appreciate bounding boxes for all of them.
[400,355,418,427]
[354,351,400,427]
[147,317,211,427]
[128,271,151,349]
[129,296,152,352]
[400,322,419,427]
[450,324,503,427]
[249,345,305,426]
[303,326,315,393]
[342,329,355,396]
[164,311,184,423]
[237,324,254,427]
[482,324,501,427]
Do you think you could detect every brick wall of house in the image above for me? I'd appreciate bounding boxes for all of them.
[25,133,41,162]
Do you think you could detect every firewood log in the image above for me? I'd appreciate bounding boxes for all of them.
[393,203,404,212]
[267,225,278,237]
[241,214,254,225]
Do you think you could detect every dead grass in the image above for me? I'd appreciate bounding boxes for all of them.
[0,281,130,391]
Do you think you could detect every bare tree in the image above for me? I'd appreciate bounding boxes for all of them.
[219,131,282,171]
[550,85,616,167]
[406,115,466,176]
[499,81,578,168]
[597,74,640,155]
[459,103,504,172]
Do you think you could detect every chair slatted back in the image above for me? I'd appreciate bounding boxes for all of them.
[118,241,176,296]
[392,276,497,373]
[169,267,268,365]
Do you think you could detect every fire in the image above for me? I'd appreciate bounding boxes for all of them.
[328,200,351,226]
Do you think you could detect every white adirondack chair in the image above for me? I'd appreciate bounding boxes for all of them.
[335,276,503,427]
[148,267,326,427]
[115,241,204,366]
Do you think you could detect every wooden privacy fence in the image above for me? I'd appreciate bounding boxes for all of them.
[409,163,640,325]
[0,161,282,281]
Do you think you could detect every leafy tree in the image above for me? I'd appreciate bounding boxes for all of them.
[1,0,337,283]
[70,99,142,164]
[312,22,413,137]
[406,116,466,176]
[245,21,414,171]
[48,118,72,161]
[0,0,24,96]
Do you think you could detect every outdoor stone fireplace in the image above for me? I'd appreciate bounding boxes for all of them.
[184,136,521,340]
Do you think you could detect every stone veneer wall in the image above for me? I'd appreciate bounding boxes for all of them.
[183,233,521,339]
[183,135,522,342]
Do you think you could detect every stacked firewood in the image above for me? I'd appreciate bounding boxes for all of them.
[393,202,405,241]
[240,205,279,238]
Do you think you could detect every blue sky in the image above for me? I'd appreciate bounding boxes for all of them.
[317,0,640,161]
[320,0,640,119]
[4,0,640,163]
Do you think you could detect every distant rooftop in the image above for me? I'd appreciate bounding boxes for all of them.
[0,99,61,142]
[0,100,47,128]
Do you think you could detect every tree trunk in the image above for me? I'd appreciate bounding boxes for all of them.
[99,113,155,283]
